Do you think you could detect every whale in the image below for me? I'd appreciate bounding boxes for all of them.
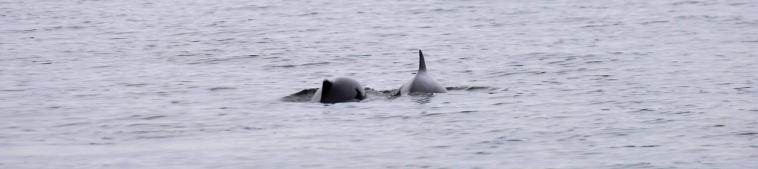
[397,50,447,95]
[312,77,366,103]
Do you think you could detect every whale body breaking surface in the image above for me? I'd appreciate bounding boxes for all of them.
[298,50,449,103]
[397,50,448,95]
[311,77,366,103]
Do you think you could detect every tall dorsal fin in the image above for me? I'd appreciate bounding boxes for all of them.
[320,79,332,102]
[418,50,426,73]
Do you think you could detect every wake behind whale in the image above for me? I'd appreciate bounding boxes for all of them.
[281,86,497,103]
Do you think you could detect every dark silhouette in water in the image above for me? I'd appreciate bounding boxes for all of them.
[282,50,482,103]
[311,77,366,103]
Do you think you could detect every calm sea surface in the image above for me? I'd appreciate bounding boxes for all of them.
[1,0,757,168]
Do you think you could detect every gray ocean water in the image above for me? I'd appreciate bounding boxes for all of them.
[1,0,757,168]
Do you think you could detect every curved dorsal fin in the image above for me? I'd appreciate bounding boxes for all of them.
[418,50,426,73]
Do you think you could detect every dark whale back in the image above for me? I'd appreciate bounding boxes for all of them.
[312,77,365,103]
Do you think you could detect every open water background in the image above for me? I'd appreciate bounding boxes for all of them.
[1,0,757,168]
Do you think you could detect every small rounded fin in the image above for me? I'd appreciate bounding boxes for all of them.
[354,88,365,100]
